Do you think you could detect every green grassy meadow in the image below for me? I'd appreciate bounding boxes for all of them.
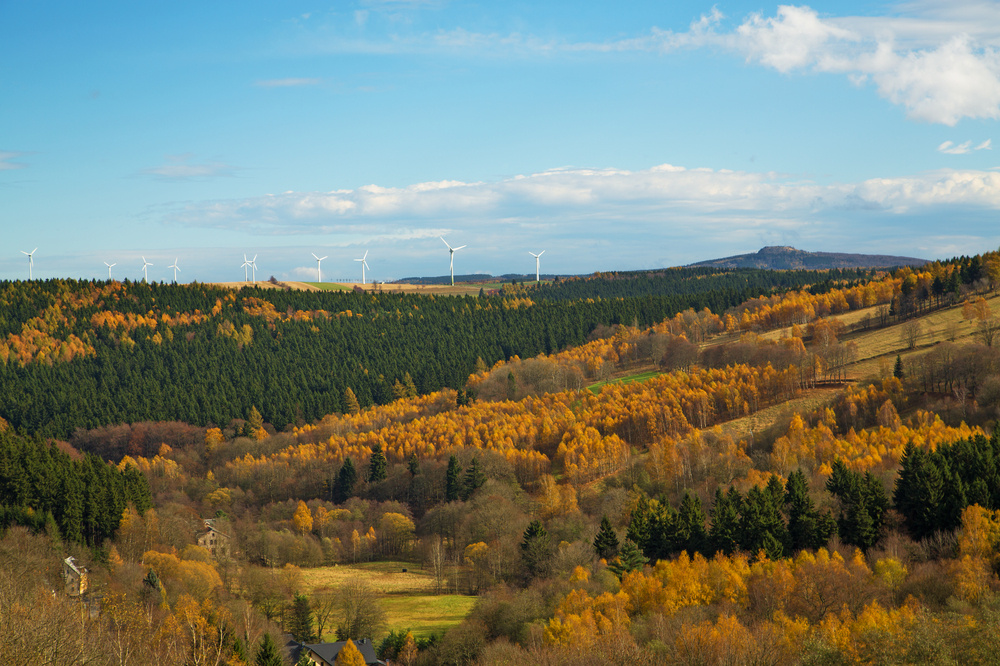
[586,369,661,394]
[298,560,476,641]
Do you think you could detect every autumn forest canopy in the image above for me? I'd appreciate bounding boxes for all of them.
[8,252,1000,665]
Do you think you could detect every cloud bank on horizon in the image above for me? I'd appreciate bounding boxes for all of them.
[3,1,1000,282]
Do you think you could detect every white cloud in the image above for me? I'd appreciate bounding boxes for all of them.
[162,162,1000,236]
[736,5,858,73]
[732,6,1000,125]
[295,4,1000,125]
[938,138,992,154]
[939,140,972,154]
[141,154,239,181]
[0,151,27,170]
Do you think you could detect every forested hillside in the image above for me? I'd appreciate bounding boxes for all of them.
[0,267,857,437]
[7,251,1000,665]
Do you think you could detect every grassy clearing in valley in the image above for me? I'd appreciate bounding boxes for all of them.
[298,561,476,641]
[379,595,478,640]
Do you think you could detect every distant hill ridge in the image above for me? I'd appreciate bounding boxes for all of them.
[689,246,929,270]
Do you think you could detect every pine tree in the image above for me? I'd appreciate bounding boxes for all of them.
[520,519,551,580]
[368,444,387,484]
[677,492,708,555]
[287,593,316,643]
[232,636,248,663]
[608,539,647,580]
[255,633,283,666]
[593,515,620,561]
[462,457,486,499]
[785,469,835,552]
[709,486,742,555]
[407,454,420,477]
[335,458,357,504]
[893,354,904,379]
[445,455,461,502]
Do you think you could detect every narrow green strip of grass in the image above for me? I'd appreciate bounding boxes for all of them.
[586,370,661,394]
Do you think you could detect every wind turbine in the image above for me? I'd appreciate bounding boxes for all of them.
[168,258,181,283]
[440,237,466,286]
[250,255,258,283]
[20,248,36,280]
[311,252,328,283]
[104,262,116,280]
[355,250,370,285]
[141,257,153,283]
[241,254,250,282]
[529,250,545,283]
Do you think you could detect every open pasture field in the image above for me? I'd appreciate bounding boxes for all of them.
[298,560,476,640]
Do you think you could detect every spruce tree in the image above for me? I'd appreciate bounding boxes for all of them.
[335,457,357,504]
[593,515,620,561]
[368,444,387,484]
[608,539,647,580]
[893,355,904,380]
[677,492,708,555]
[255,633,283,666]
[445,455,461,501]
[709,486,741,555]
[520,519,552,580]
[785,469,836,552]
[462,457,486,499]
[287,593,316,643]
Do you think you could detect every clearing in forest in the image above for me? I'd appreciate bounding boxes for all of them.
[297,560,476,641]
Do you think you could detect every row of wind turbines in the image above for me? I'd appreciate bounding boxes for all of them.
[16,238,547,285]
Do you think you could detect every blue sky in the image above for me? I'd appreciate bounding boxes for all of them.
[4,1,1000,283]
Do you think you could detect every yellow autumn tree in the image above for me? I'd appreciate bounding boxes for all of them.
[399,631,418,666]
[293,500,313,535]
[336,639,366,666]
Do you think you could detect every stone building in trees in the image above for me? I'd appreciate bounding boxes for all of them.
[196,518,231,559]
[62,556,88,596]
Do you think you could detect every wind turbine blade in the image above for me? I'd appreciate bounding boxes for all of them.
[454,245,467,251]
[252,254,257,262]
[440,237,452,250]
[320,256,328,261]
[363,260,369,269]
[312,253,319,261]
[538,250,545,257]
[362,250,368,260]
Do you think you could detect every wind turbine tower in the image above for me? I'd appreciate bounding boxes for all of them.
[169,258,181,283]
[355,250,370,285]
[141,257,153,283]
[311,253,328,283]
[104,262,116,280]
[20,248,36,280]
[250,255,258,283]
[529,250,545,283]
[241,254,250,282]
[440,237,467,286]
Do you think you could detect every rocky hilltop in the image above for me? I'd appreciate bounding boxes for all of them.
[689,246,928,270]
